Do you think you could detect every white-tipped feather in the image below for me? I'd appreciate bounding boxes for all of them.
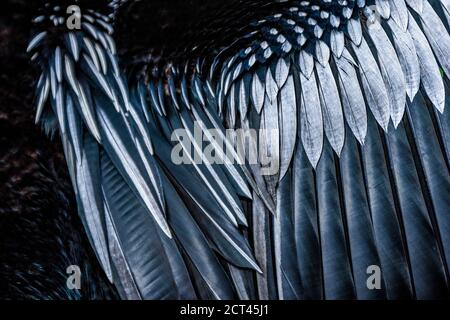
[66,32,80,61]
[278,75,297,180]
[408,12,445,112]
[298,50,314,79]
[54,84,66,136]
[334,49,368,144]
[347,17,363,45]
[315,61,345,155]
[83,37,101,72]
[96,105,172,238]
[367,21,407,127]
[26,31,47,53]
[385,19,421,101]
[352,38,391,131]
[81,54,115,102]
[419,1,450,79]
[376,0,391,19]
[64,54,80,96]
[54,47,63,83]
[35,74,50,124]
[94,42,109,75]
[76,80,102,142]
[388,0,409,31]
[315,40,331,67]
[265,68,278,105]
[299,71,323,168]
[405,0,424,13]
[274,58,290,89]
[251,71,265,113]
[330,29,345,58]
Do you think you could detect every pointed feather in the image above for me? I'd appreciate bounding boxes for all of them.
[251,69,265,113]
[274,57,290,88]
[298,50,314,79]
[94,94,171,238]
[334,49,368,144]
[278,75,297,181]
[315,40,330,67]
[190,106,252,199]
[367,21,407,127]
[252,193,277,299]
[293,144,323,299]
[316,141,355,299]
[315,61,345,155]
[26,31,47,53]
[419,1,450,78]
[347,17,363,45]
[406,91,450,278]
[408,13,445,112]
[330,29,345,58]
[376,0,391,19]
[274,171,303,299]
[385,18,421,100]
[35,73,50,123]
[385,121,448,299]
[406,0,424,13]
[101,152,183,299]
[299,70,324,168]
[340,126,386,299]
[352,38,390,130]
[388,0,409,31]
[362,114,413,299]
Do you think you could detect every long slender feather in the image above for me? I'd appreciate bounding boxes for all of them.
[315,61,345,155]
[100,151,187,299]
[316,140,355,299]
[352,38,390,131]
[339,125,385,299]
[408,12,445,112]
[299,70,324,168]
[362,114,413,299]
[366,21,406,127]
[274,170,303,299]
[406,91,450,278]
[333,49,367,144]
[419,1,450,78]
[388,0,409,31]
[385,18,421,101]
[293,144,323,299]
[385,120,448,299]
[278,75,297,181]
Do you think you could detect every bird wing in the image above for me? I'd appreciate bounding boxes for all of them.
[28,0,450,299]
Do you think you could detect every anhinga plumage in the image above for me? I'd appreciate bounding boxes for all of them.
[0,0,117,299]
[3,0,450,299]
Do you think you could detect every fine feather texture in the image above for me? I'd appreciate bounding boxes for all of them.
[23,0,450,300]
[1,1,117,298]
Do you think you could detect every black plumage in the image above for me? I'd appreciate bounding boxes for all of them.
[1,0,449,300]
[0,0,117,299]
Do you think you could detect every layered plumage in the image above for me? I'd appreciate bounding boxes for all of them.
[27,0,450,299]
[0,0,117,298]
